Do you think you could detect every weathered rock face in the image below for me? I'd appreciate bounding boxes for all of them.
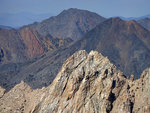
[0,81,47,113]
[36,50,126,113]
[0,28,28,64]
[130,69,150,113]
[0,50,150,113]
[19,27,44,58]
[0,27,73,65]
[0,27,45,64]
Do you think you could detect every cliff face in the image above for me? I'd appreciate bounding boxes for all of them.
[19,28,44,58]
[0,50,150,113]
[36,50,126,113]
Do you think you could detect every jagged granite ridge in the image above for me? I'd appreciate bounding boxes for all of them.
[0,50,150,113]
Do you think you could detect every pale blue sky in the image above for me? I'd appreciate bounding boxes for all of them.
[0,0,150,17]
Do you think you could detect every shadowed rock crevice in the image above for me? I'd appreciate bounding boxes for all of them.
[106,92,116,113]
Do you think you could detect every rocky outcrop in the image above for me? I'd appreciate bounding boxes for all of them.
[0,81,48,113]
[0,50,150,113]
[35,50,126,113]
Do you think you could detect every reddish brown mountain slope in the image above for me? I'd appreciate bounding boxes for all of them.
[19,28,44,58]
[0,28,28,63]
[0,27,73,64]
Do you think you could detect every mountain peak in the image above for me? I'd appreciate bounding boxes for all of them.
[62,8,84,12]
[111,17,123,21]
[31,50,150,113]
[29,8,106,40]
[61,8,97,14]
[34,50,124,112]
[1,50,150,113]
[79,16,150,78]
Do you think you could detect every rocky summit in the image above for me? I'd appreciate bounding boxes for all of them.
[0,50,150,113]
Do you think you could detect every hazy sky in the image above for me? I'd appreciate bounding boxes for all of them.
[0,0,150,17]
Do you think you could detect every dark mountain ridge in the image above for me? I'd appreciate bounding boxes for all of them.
[0,25,12,29]
[28,8,106,40]
[0,8,106,64]
[0,8,107,90]
[73,17,150,78]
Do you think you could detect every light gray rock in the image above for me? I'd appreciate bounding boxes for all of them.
[0,50,150,113]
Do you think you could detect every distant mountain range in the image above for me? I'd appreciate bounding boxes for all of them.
[0,8,150,92]
[0,8,105,65]
[1,8,150,113]
[119,14,150,20]
[0,8,106,90]
[0,25,12,29]
[0,12,53,28]
[0,10,150,29]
